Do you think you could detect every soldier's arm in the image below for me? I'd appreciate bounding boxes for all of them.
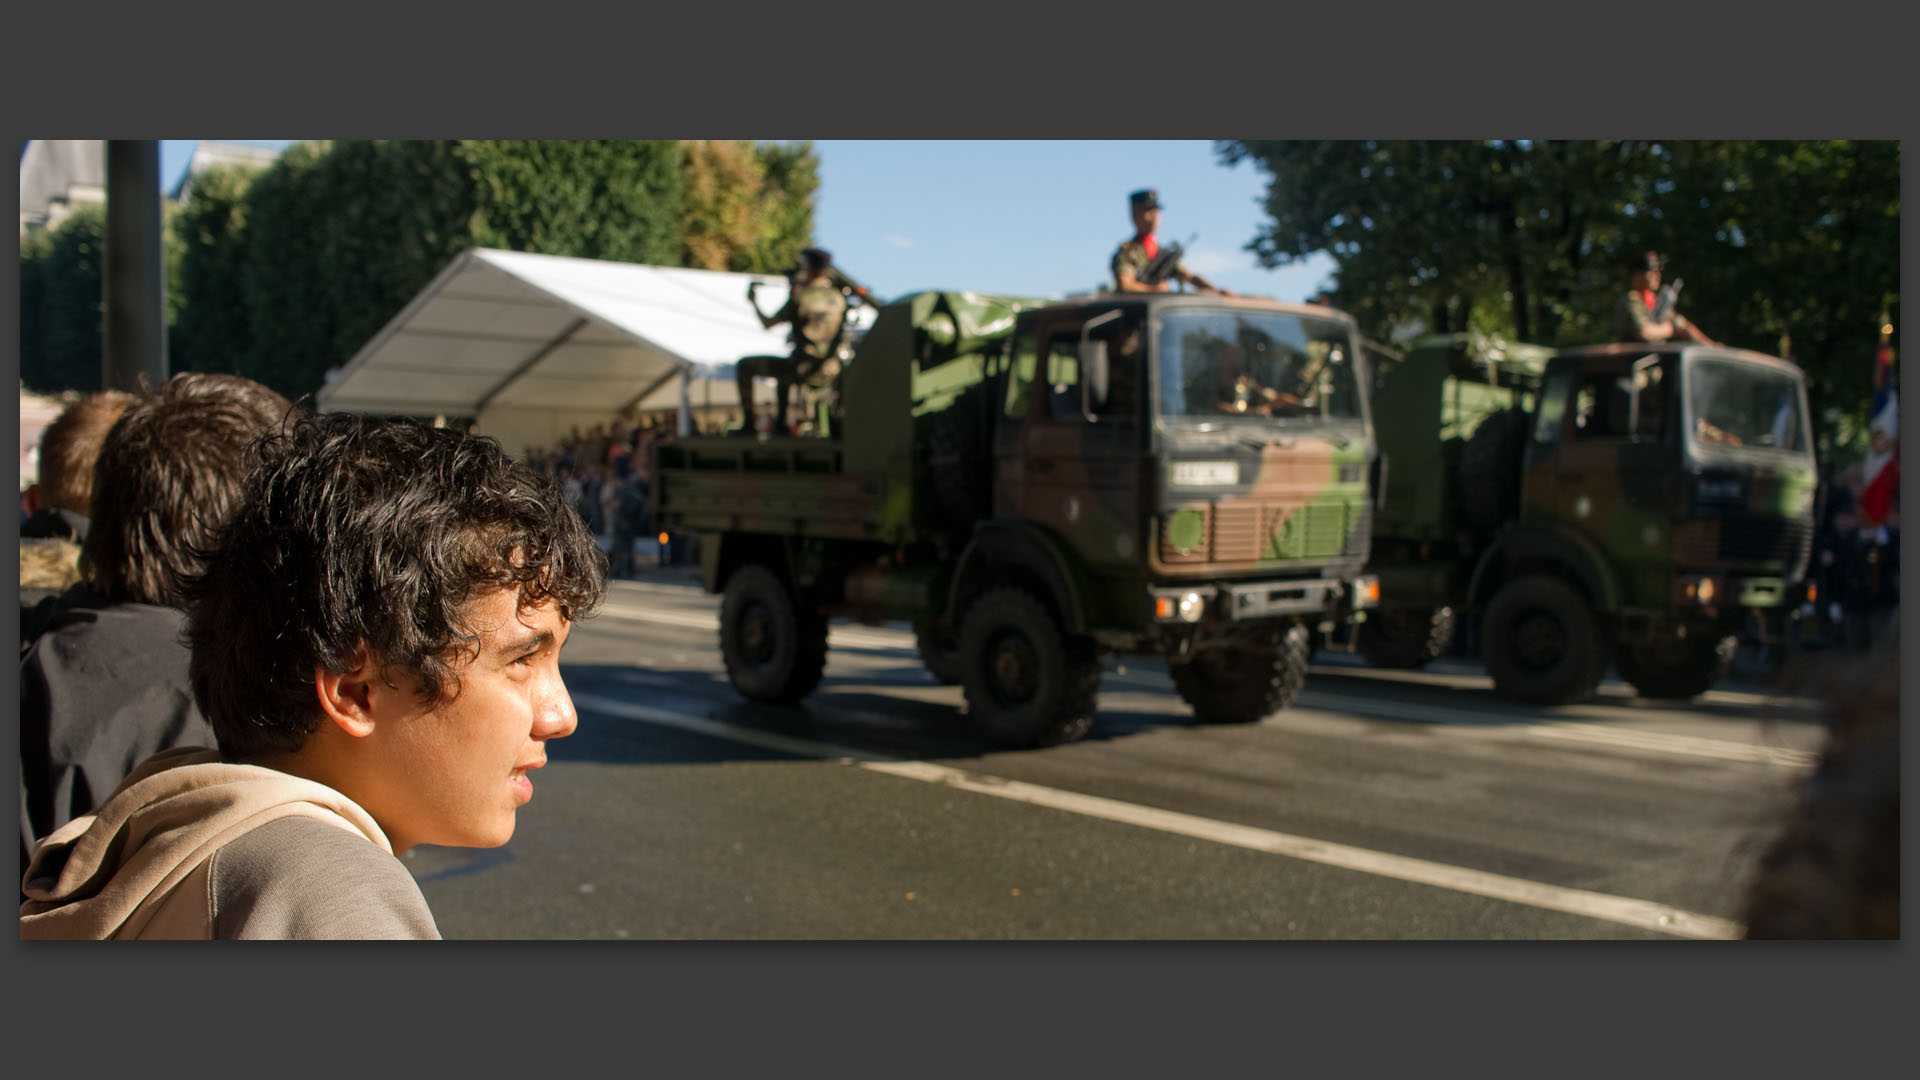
[1175,265,1234,297]
[1674,314,1717,346]
[758,297,796,330]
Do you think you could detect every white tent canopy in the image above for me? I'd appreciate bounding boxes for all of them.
[316,248,871,452]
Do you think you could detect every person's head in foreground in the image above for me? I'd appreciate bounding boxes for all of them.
[184,413,608,851]
[22,416,605,939]
[1743,645,1898,938]
[82,372,296,607]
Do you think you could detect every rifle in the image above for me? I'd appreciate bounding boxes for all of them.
[1137,234,1194,288]
[828,267,884,309]
[1651,277,1684,323]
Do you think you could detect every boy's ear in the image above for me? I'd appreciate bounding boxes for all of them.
[314,644,379,739]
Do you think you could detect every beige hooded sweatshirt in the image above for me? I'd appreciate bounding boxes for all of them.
[21,746,437,940]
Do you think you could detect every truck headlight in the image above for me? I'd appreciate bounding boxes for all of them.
[1680,575,1719,605]
[1352,575,1380,610]
[1177,591,1206,622]
[1153,590,1211,623]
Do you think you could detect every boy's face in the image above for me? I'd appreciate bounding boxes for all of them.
[360,587,577,852]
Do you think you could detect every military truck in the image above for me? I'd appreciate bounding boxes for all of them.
[1353,332,1816,704]
[652,290,1381,747]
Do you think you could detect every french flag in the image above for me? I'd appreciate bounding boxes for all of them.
[1860,335,1898,526]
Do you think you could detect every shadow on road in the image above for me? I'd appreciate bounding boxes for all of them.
[1298,666,1819,727]
[551,662,1204,768]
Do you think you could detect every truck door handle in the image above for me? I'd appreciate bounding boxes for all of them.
[1028,458,1055,475]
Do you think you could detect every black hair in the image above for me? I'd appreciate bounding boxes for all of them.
[180,414,607,760]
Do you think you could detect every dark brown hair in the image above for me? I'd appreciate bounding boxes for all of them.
[1743,647,1900,938]
[81,373,297,607]
[181,414,607,759]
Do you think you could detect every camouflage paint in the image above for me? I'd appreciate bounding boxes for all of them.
[1361,334,1815,628]
[655,290,1376,639]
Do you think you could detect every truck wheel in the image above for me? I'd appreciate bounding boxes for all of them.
[1480,575,1605,705]
[913,618,964,685]
[1459,409,1527,532]
[958,587,1100,747]
[1169,622,1312,724]
[1356,606,1456,669]
[1617,633,1737,700]
[718,563,828,705]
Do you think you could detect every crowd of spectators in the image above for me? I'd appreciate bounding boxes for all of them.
[1803,466,1899,653]
[521,412,737,578]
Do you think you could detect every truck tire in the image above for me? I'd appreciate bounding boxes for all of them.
[1617,633,1737,700]
[1459,409,1528,532]
[1169,622,1312,724]
[718,563,829,705]
[958,586,1100,747]
[913,618,965,685]
[1356,606,1456,670]
[1480,575,1606,705]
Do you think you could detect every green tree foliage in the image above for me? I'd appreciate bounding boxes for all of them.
[171,162,264,374]
[19,204,108,393]
[24,140,820,404]
[464,139,685,264]
[228,140,691,402]
[1218,140,1898,435]
[1649,141,1899,432]
[679,140,819,273]
[744,141,820,274]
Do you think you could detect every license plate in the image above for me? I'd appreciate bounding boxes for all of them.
[1171,461,1237,486]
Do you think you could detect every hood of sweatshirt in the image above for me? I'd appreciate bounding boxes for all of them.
[21,746,392,940]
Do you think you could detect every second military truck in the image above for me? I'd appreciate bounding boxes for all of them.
[653,290,1381,747]
[1355,332,1817,704]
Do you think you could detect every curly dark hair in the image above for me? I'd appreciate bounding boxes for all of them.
[81,374,297,606]
[1743,647,1899,938]
[181,414,607,760]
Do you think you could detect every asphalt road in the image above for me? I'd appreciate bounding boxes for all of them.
[405,576,1827,940]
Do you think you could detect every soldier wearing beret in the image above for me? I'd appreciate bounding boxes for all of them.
[1613,250,1717,346]
[1111,189,1232,296]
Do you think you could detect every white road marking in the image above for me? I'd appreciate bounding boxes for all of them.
[570,692,1744,940]
[595,601,1815,769]
[596,602,911,652]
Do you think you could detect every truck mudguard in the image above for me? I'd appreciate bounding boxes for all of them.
[1466,521,1624,613]
[949,520,1094,635]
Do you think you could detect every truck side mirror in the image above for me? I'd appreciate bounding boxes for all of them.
[1079,339,1110,420]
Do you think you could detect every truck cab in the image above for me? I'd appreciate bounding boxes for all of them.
[1355,336,1814,703]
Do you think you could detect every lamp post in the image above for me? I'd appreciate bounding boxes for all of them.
[102,140,168,391]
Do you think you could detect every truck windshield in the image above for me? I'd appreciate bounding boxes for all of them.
[1685,356,1809,453]
[1158,310,1362,423]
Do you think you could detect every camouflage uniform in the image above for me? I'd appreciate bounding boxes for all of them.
[737,280,848,430]
[1111,238,1187,292]
[1613,289,1677,343]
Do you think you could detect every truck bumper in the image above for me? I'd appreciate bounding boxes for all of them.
[1149,575,1377,624]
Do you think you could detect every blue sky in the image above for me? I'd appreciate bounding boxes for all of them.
[158,140,1336,302]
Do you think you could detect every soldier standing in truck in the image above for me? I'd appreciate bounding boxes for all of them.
[1111,189,1234,296]
[1613,250,1718,346]
[737,247,847,435]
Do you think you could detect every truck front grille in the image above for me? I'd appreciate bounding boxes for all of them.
[1160,501,1363,564]
[1676,512,1813,571]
